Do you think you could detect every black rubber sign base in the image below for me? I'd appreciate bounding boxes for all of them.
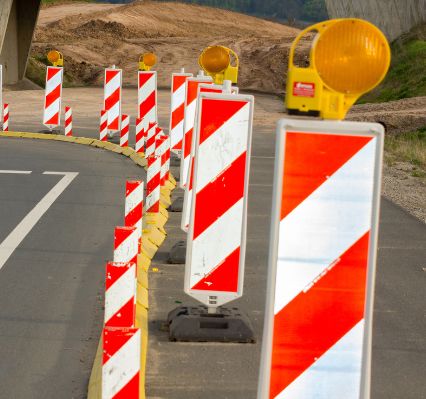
[167,305,255,343]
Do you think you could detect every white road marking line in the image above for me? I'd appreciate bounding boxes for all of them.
[0,170,32,174]
[0,171,78,271]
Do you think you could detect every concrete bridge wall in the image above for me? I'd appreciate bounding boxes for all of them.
[0,0,41,84]
[325,0,426,42]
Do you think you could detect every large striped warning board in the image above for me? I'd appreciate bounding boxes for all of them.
[257,119,384,399]
[184,92,254,308]
[104,68,122,131]
[43,66,63,128]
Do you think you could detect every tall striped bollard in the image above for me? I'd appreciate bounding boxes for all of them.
[100,110,108,141]
[125,180,144,239]
[2,103,9,131]
[146,155,161,213]
[120,114,129,147]
[113,226,139,265]
[64,106,72,136]
[135,117,145,154]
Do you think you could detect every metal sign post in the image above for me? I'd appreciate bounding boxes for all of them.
[257,118,384,399]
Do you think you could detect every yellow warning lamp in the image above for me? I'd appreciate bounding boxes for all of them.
[199,45,239,84]
[285,18,390,120]
[47,50,63,67]
[139,52,157,71]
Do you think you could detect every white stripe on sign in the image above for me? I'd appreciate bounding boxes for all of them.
[44,98,61,123]
[274,139,376,314]
[0,172,78,271]
[196,104,250,191]
[102,329,140,397]
[105,266,136,323]
[173,84,186,111]
[113,229,139,264]
[275,321,363,399]
[190,198,244,287]
[46,70,63,91]
[105,73,121,97]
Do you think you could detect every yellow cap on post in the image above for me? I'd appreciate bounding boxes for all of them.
[139,52,157,71]
[285,18,390,120]
[199,45,239,84]
[47,50,63,67]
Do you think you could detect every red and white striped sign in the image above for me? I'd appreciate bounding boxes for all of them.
[169,72,192,154]
[184,93,254,308]
[180,76,212,188]
[155,135,170,186]
[100,110,108,141]
[145,123,158,158]
[43,66,63,128]
[135,117,145,153]
[64,106,72,136]
[120,114,129,147]
[138,71,157,130]
[146,155,161,213]
[181,83,238,231]
[102,327,140,398]
[2,103,9,131]
[104,68,122,131]
[257,119,384,399]
[104,261,137,328]
[125,180,144,239]
[114,226,139,265]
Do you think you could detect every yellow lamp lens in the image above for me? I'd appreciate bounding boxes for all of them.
[47,50,60,64]
[313,19,390,94]
[143,53,157,67]
[200,46,230,73]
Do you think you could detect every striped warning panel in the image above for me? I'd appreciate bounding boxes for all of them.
[135,117,145,153]
[2,103,9,132]
[146,155,161,213]
[64,106,72,136]
[185,93,254,308]
[180,76,212,188]
[169,72,192,154]
[113,226,139,265]
[104,68,122,131]
[104,261,137,328]
[100,110,108,141]
[120,114,129,147]
[43,66,63,128]
[102,327,140,398]
[145,123,158,158]
[257,119,384,399]
[125,180,144,239]
[138,71,157,130]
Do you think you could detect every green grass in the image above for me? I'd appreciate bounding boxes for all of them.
[41,0,94,5]
[359,24,426,104]
[385,127,426,176]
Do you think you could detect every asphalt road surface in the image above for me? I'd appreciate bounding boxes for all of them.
[1,88,425,399]
[0,138,146,398]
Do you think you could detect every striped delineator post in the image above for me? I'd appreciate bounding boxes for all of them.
[100,110,108,141]
[184,93,254,309]
[120,114,130,147]
[104,68,122,132]
[180,75,213,188]
[146,155,161,213]
[102,327,141,398]
[257,119,384,399]
[125,180,144,239]
[145,123,157,158]
[104,261,137,328]
[155,135,169,186]
[114,226,139,265]
[43,66,63,129]
[169,71,192,155]
[64,106,72,136]
[181,83,235,231]
[138,70,157,131]
[2,103,9,131]
[135,117,145,154]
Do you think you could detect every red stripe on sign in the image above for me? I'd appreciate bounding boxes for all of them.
[173,138,182,151]
[193,152,246,239]
[139,72,154,87]
[281,133,372,220]
[184,129,193,158]
[269,231,370,398]
[47,67,61,80]
[105,69,120,84]
[114,227,135,249]
[199,99,248,145]
[44,113,59,126]
[105,262,132,290]
[192,247,240,292]
[105,298,135,328]
[102,327,137,364]
[114,372,139,399]
[200,87,222,93]
[45,84,61,108]
[147,172,160,194]
[108,116,119,131]
[171,103,185,126]
[125,207,142,229]
[105,88,120,110]
[173,75,187,92]
[126,181,140,197]
[187,81,201,104]
[139,91,156,119]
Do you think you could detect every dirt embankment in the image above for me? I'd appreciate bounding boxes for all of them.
[31,1,302,94]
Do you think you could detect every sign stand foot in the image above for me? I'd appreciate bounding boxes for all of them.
[170,196,183,212]
[170,153,181,167]
[168,240,186,264]
[167,305,255,343]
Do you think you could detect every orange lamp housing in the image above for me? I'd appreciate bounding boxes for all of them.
[285,18,391,120]
[47,50,63,67]
[199,45,239,84]
[139,52,157,71]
